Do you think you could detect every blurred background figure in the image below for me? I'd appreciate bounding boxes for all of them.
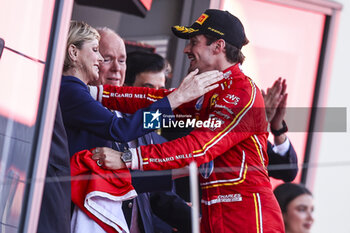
[125,51,166,89]
[274,183,314,233]
[125,49,191,233]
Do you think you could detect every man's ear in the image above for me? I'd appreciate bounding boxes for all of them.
[213,39,226,54]
[68,44,79,62]
[282,213,288,227]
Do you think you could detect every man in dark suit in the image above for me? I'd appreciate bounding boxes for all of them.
[37,104,71,233]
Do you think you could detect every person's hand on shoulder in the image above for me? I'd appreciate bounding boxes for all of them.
[167,69,224,109]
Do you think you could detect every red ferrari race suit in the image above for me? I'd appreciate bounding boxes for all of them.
[93,64,284,233]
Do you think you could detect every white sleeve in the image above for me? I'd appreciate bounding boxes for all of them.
[88,85,103,102]
[272,137,290,156]
[129,147,142,170]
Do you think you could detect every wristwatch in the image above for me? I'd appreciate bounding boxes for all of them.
[271,120,288,136]
[121,149,133,164]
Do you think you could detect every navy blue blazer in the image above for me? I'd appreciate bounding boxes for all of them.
[150,191,191,233]
[267,140,298,182]
[59,75,173,156]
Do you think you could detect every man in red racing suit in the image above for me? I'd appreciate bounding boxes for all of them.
[91,9,284,233]
[94,63,284,233]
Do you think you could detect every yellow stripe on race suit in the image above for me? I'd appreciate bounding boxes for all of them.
[192,79,256,157]
[250,135,267,171]
[201,163,247,189]
[103,91,110,95]
[253,193,260,233]
[147,94,163,99]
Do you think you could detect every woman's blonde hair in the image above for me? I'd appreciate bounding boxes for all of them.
[63,21,100,71]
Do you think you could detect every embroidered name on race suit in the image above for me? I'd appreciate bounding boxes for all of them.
[201,193,242,205]
[148,153,192,163]
[223,93,240,105]
[109,93,147,98]
[199,160,214,179]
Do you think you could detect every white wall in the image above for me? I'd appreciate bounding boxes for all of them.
[312,1,350,232]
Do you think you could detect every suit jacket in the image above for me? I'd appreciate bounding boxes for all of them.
[150,191,191,233]
[59,75,173,157]
[267,140,298,182]
[37,104,71,233]
[123,132,191,233]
